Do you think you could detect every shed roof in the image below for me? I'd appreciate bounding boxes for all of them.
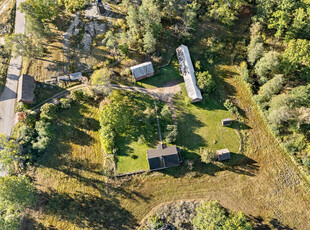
[216,148,231,161]
[70,72,83,81]
[176,45,202,102]
[130,62,154,79]
[58,75,70,81]
[17,74,35,104]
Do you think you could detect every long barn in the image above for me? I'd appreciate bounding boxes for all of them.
[176,44,202,103]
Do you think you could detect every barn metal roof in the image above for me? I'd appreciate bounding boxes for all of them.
[130,62,154,79]
[176,45,202,103]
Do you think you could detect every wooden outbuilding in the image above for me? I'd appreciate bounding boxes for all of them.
[17,74,35,104]
[222,118,233,126]
[215,148,231,161]
[130,62,154,81]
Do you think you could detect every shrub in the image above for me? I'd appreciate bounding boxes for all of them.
[196,70,216,95]
[258,75,285,102]
[40,103,57,120]
[138,135,146,145]
[254,51,280,77]
[165,125,178,144]
[70,89,89,102]
[201,149,214,164]
[302,157,310,168]
[59,98,71,109]
[268,106,296,125]
[247,35,264,65]
[224,99,239,116]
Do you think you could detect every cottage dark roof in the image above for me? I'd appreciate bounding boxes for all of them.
[17,74,35,104]
[216,148,231,161]
[147,145,180,170]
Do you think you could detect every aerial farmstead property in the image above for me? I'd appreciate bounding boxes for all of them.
[176,44,202,103]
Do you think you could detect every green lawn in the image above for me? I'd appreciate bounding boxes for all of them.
[113,92,159,174]
[116,136,150,174]
[175,87,240,160]
[138,57,183,89]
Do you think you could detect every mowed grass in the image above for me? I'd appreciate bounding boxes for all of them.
[138,57,183,89]
[114,92,159,174]
[175,88,240,160]
[116,136,149,174]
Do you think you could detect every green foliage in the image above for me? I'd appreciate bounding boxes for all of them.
[283,133,307,154]
[201,149,214,164]
[144,215,163,230]
[208,0,247,25]
[268,106,296,125]
[247,35,264,65]
[254,51,280,77]
[0,135,21,173]
[302,157,310,168]
[165,125,178,144]
[70,89,89,102]
[257,75,285,102]
[40,103,57,120]
[283,39,310,71]
[59,0,87,12]
[193,201,253,230]
[196,70,216,95]
[193,201,227,229]
[0,176,36,230]
[91,68,112,86]
[138,135,147,145]
[143,30,157,54]
[5,33,44,58]
[60,98,72,109]
[224,99,239,116]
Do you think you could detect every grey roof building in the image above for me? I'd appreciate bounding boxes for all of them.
[147,144,181,171]
[176,44,202,103]
[130,61,154,81]
[17,74,35,104]
[222,118,233,126]
[69,72,83,81]
[216,148,231,161]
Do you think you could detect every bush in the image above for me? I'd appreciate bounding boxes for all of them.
[254,51,280,77]
[302,157,310,168]
[70,89,89,102]
[201,149,214,164]
[165,125,178,144]
[196,70,216,95]
[258,75,285,102]
[224,99,240,116]
[40,103,57,120]
[138,134,146,145]
[59,98,72,109]
[247,35,264,65]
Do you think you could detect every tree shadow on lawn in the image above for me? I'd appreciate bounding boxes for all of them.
[35,189,138,230]
[251,216,296,230]
[160,152,259,178]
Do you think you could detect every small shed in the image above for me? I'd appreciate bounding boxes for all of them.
[222,118,233,126]
[57,75,70,81]
[130,62,154,81]
[147,144,182,171]
[69,72,83,81]
[17,74,35,104]
[216,148,231,161]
